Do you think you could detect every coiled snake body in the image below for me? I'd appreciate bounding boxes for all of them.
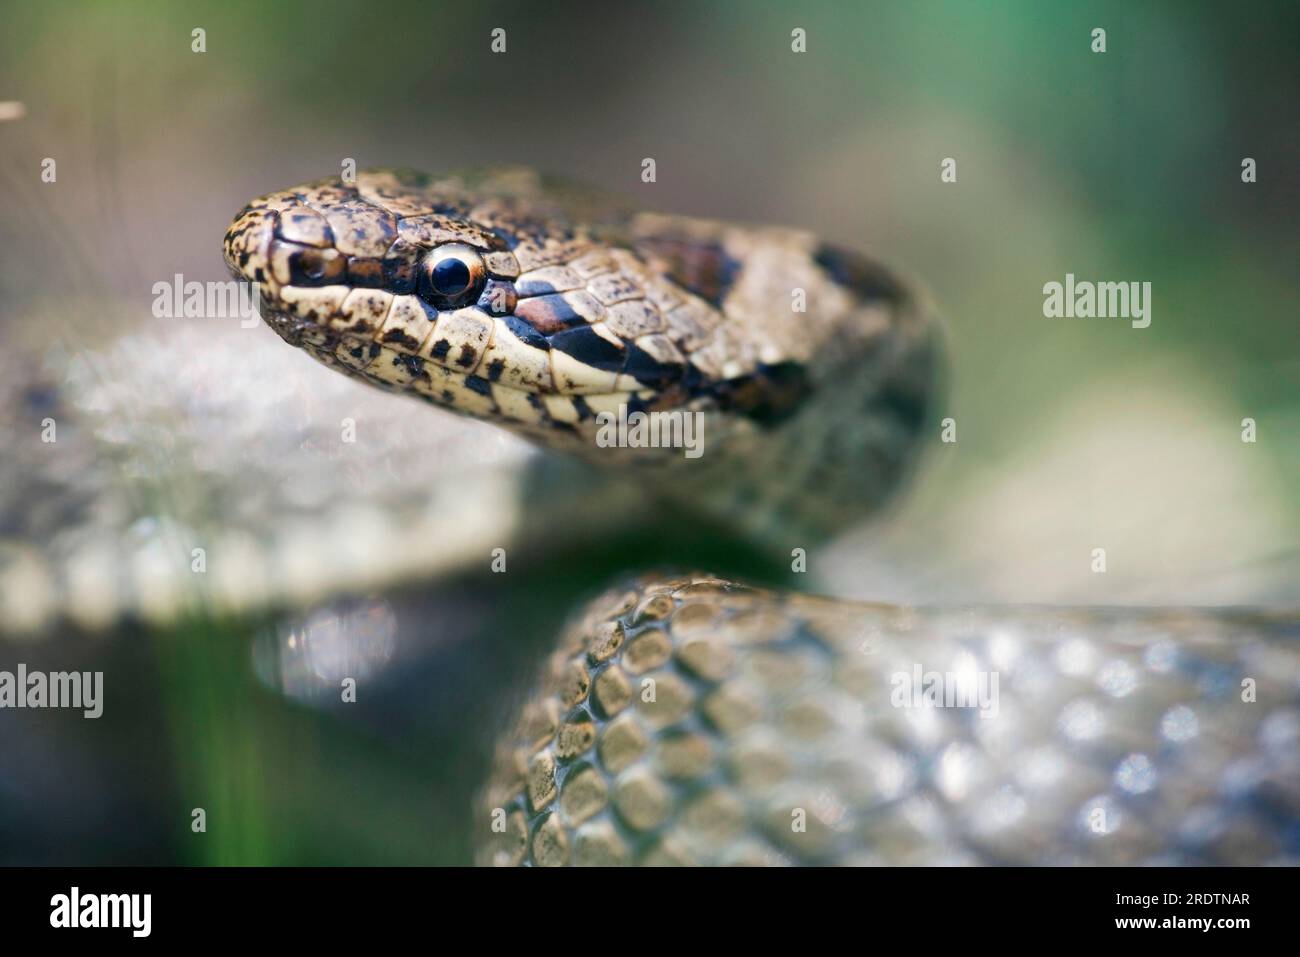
[217,169,1300,866]
[2,169,1294,865]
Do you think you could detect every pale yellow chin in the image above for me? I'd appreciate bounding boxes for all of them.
[262,283,659,437]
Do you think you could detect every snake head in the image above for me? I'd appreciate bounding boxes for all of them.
[223,168,730,454]
[225,168,939,538]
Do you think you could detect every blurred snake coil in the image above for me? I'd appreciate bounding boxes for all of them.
[1,168,1294,866]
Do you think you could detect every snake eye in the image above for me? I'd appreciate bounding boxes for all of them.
[419,243,486,308]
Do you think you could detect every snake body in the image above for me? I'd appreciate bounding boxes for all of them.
[218,169,1300,866]
[479,574,1300,865]
[2,169,1294,866]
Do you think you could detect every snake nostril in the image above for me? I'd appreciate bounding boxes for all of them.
[270,240,346,287]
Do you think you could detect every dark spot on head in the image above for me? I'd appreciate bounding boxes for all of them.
[465,375,492,397]
[455,345,478,368]
[548,325,625,372]
[636,236,740,309]
[477,279,517,315]
[486,359,506,382]
[368,343,382,358]
[515,274,564,297]
[347,257,385,288]
[515,294,588,335]
[571,396,594,421]
[396,354,427,380]
[488,227,520,250]
[430,339,452,360]
[382,328,423,352]
[502,315,548,350]
[707,361,811,427]
[813,245,905,303]
[622,342,683,388]
[381,257,417,294]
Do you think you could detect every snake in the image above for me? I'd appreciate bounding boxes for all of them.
[3,168,1296,866]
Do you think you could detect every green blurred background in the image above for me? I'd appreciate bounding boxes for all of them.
[0,0,1296,864]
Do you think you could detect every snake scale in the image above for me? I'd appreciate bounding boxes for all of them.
[3,168,1296,866]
